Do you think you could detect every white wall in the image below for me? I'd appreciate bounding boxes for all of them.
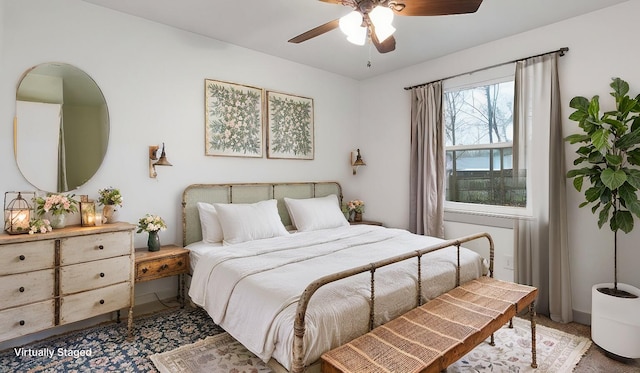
[358,1,640,320]
[0,0,361,305]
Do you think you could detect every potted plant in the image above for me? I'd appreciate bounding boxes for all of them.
[565,77,640,358]
[137,214,167,252]
[98,187,123,223]
[34,193,79,229]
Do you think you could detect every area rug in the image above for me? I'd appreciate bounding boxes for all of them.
[151,317,591,373]
[0,307,224,373]
[150,333,270,373]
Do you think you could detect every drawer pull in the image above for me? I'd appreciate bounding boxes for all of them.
[178,261,183,266]
[160,264,169,271]
[99,299,105,305]
[19,255,25,261]
[19,320,25,326]
[142,267,148,274]
[100,272,105,278]
[98,245,104,250]
[19,287,25,293]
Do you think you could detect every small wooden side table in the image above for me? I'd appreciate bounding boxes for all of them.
[134,245,190,308]
[350,220,383,226]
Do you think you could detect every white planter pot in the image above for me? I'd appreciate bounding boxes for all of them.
[591,283,640,358]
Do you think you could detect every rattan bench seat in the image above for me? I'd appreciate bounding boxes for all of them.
[320,276,538,373]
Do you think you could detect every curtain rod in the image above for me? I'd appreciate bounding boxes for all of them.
[403,47,569,91]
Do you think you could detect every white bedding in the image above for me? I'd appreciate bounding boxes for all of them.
[188,225,485,370]
[185,240,222,271]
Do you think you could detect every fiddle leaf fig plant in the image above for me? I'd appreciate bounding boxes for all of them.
[565,77,640,297]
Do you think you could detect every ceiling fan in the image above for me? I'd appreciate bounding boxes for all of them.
[289,0,483,54]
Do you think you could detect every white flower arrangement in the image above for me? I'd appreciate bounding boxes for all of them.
[136,214,167,233]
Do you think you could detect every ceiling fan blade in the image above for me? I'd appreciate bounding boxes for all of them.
[391,0,483,16]
[371,32,396,54]
[288,19,340,43]
[318,0,354,5]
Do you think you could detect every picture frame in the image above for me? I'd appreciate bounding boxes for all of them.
[266,91,314,160]
[204,79,264,157]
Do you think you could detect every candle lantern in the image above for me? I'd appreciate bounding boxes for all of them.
[80,200,96,227]
[4,192,33,234]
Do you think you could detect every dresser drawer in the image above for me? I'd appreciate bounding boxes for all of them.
[0,269,55,309]
[136,253,189,282]
[0,240,55,275]
[0,299,55,341]
[60,231,132,265]
[60,256,131,295]
[60,282,131,325]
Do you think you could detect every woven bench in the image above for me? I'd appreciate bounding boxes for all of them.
[320,276,538,373]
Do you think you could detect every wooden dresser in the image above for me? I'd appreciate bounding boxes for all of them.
[0,222,135,343]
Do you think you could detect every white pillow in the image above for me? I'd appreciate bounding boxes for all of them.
[284,194,349,232]
[196,202,224,244]
[214,199,289,245]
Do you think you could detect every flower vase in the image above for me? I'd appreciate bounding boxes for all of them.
[147,230,161,252]
[102,205,116,223]
[49,213,66,229]
[354,212,363,222]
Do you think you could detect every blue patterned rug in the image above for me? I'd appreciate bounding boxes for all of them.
[0,307,223,372]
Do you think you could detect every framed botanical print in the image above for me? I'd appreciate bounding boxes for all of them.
[204,79,263,157]
[266,91,314,160]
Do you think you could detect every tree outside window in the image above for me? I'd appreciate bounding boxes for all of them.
[444,80,525,208]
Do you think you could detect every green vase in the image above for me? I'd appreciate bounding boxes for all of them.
[147,230,161,252]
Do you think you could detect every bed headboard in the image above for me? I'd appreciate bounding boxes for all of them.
[181,182,343,246]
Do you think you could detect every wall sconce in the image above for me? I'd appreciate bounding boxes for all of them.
[149,143,173,178]
[79,196,96,227]
[351,148,366,175]
[4,191,33,234]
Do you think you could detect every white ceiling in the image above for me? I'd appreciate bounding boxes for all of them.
[81,0,628,80]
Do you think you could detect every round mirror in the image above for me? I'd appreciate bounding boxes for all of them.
[14,63,109,192]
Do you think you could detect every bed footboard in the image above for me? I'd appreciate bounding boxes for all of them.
[290,232,494,373]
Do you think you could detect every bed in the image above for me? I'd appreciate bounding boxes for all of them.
[182,182,487,372]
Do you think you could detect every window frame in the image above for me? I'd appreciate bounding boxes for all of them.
[442,64,532,218]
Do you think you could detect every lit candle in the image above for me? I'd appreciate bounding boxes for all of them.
[80,201,96,227]
[11,209,30,232]
[94,208,103,226]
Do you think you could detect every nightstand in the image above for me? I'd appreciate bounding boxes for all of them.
[350,220,383,226]
[134,245,189,308]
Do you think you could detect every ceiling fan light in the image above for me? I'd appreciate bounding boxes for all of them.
[339,11,363,36]
[346,26,367,45]
[369,6,394,27]
[374,23,395,43]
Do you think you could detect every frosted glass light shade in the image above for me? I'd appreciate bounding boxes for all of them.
[346,27,367,45]
[369,6,395,42]
[339,11,363,36]
[339,11,366,45]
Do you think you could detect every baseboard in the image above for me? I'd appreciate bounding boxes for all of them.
[134,289,178,306]
[573,309,591,325]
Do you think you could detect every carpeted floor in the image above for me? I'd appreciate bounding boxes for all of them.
[0,305,638,372]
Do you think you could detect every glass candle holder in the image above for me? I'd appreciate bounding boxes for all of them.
[80,201,96,227]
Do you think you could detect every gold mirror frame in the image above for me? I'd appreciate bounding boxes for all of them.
[14,63,109,192]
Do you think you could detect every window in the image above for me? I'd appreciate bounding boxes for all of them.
[443,66,527,215]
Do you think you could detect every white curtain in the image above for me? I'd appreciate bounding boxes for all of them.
[57,110,68,192]
[409,82,445,238]
[514,53,572,322]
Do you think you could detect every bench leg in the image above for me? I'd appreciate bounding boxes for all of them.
[530,302,537,368]
[509,317,513,328]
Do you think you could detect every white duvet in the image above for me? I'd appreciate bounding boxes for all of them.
[189,225,485,370]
